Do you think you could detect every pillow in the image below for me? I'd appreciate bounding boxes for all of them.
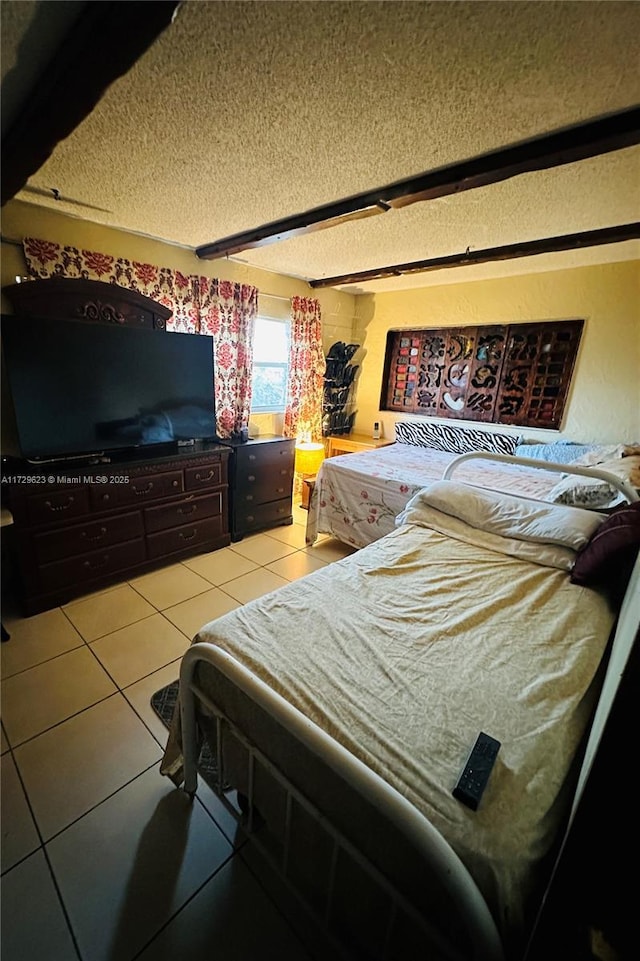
[571,501,640,600]
[394,420,520,455]
[514,442,600,465]
[566,444,626,467]
[546,456,640,510]
[419,480,604,550]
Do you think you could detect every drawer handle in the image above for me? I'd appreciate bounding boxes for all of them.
[179,529,198,542]
[245,494,253,502]
[248,454,256,461]
[276,487,284,494]
[280,469,287,475]
[45,496,75,512]
[246,515,254,522]
[195,470,215,481]
[172,479,180,488]
[83,554,110,571]
[178,504,197,516]
[247,475,255,482]
[132,481,154,496]
[81,526,107,542]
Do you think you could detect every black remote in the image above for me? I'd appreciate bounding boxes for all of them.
[453,732,501,811]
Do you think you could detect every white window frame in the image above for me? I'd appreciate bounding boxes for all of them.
[251,315,291,414]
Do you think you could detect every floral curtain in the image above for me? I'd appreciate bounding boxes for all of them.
[283,296,324,442]
[22,237,257,437]
[197,276,258,436]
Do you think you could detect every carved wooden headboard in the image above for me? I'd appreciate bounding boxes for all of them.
[2,278,173,330]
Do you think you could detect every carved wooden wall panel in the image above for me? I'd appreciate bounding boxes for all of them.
[380,320,583,429]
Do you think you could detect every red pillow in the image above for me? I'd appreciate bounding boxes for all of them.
[571,501,640,597]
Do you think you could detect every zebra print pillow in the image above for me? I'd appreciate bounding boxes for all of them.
[394,420,521,456]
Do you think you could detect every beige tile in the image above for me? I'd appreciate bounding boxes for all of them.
[90,613,189,689]
[292,503,309,526]
[0,607,84,679]
[229,533,297,566]
[61,580,128,606]
[1,753,41,871]
[304,537,358,563]
[0,851,78,961]
[136,855,312,961]
[264,522,310,549]
[220,568,290,605]
[63,584,156,641]
[182,546,259,585]
[163,588,240,639]
[122,668,246,846]
[123,660,182,748]
[1,646,117,746]
[14,693,161,840]
[266,551,327,581]
[46,765,234,961]
[129,563,214,610]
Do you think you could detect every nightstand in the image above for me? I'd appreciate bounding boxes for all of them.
[327,434,394,457]
[301,476,316,511]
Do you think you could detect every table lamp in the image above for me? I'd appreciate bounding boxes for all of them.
[294,441,325,479]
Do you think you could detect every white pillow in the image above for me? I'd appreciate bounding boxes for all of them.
[565,444,626,467]
[546,456,640,510]
[418,480,604,550]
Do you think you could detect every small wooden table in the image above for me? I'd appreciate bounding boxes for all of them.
[301,476,316,511]
[327,434,394,457]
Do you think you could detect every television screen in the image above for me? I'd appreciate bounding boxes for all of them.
[1,314,217,460]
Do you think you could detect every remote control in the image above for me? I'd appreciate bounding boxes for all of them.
[453,732,501,811]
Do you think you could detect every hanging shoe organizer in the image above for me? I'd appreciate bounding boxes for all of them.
[322,341,359,436]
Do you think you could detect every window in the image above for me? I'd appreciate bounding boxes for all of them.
[251,316,290,413]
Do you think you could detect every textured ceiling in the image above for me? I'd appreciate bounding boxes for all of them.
[5,0,640,292]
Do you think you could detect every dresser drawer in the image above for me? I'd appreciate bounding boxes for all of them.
[91,470,184,510]
[146,516,224,559]
[144,493,223,534]
[238,441,294,473]
[34,511,143,564]
[184,462,222,491]
[236,468,292,506]
[27,487,90,526]
[39,539,146,593]
[236,498,293,534]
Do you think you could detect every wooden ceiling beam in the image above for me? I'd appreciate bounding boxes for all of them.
[1,1,181,207]
[196,107,640,260]
[308,223,640,288]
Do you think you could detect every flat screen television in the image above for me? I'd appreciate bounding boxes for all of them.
[1,314,217,462]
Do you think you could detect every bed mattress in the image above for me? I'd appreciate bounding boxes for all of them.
[307,443,560,548]
[189,514,614,941]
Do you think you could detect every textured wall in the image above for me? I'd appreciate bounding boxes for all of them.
[3,201,638,444]
[354,261,640,444]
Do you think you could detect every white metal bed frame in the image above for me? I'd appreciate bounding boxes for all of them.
[176,454,639,961]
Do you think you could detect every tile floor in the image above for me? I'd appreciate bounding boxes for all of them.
[0,502,356,961]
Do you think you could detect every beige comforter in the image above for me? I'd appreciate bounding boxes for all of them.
[167,502,615,940]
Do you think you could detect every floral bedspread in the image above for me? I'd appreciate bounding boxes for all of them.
[305,443,560,548]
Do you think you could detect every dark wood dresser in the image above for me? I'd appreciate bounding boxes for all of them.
[3,444,230,615]
[1,277,230,614]
[224,435,295,540]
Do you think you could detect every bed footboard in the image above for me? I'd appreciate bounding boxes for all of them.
[179,643,505,961]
